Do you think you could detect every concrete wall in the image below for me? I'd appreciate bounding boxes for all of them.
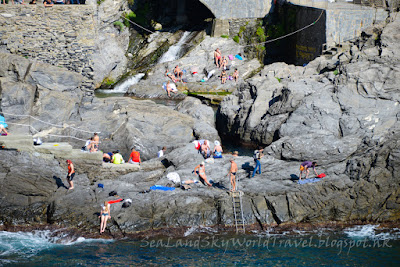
[325,3,388,46]
[200,0,272,19]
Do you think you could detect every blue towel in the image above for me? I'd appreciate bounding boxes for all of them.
[150,185,175,191]
[297,178,321,185]
[235,55,243,60]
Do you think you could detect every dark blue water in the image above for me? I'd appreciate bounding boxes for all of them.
[1,225,399,266]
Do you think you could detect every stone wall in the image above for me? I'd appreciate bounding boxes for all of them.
[0,5,97,82]
[325,3,388,46]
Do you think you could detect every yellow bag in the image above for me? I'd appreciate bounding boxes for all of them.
[300,165,305,171]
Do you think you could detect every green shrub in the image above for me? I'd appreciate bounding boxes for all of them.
[221,35,229,38]
[275,77,281,83]
[233,36,240,43]
[123,11,137,27]
[103,77,115,86]
[333,70,339,75]
[113,21,124,31]
[238,25,246,37]
[256,27,266,42]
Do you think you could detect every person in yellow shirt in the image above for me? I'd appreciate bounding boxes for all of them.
[111,150,124,164]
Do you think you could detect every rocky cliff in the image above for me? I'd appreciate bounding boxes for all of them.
[0,14,399,236]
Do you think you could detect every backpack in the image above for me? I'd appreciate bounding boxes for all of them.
[253,150,260,160]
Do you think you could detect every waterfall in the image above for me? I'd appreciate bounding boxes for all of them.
[158,31,191,64]
[109,73,145,93]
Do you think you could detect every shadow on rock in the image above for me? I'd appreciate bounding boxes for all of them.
[53,176,68,189]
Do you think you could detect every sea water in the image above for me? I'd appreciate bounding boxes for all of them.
[1,225,399,266]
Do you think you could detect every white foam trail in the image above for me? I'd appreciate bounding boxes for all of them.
[344,225,378,239]
[111,73,145,93]
[0,230,113,261]
[158,31,191,64]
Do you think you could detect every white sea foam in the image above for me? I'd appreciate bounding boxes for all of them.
[344,225,400,240]
[0,230,113,262]
[183,226,217,237]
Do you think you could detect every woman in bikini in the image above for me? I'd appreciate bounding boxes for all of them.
[221,56,228,70]
[221,70,227,84]
[232,68,239,82]
[99,201,111,234]
[194,162,212,187]
[214,48,222,68]
[165,69,177,82]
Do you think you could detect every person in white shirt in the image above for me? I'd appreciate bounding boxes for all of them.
[157,146,166,157]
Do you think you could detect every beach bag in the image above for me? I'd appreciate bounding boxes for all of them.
[167,172,181,184]
[300,165,305,171]
[228,76,233,80]
[317,173,326,178]
[228,55,234,60]
[182,78,188,83]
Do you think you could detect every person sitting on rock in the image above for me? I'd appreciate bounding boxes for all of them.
[166,81,177,97]
[299,161,318,180]
[194,162,212,187]
[82,137,93,152]
[90,132,100,153]
[221,56,228,70]
[0,124,9,136]
[173,65,183,81]
[128,147,141,165]
[157,146,166,158]
[43,0,54,6]
[200,140,211,159]
[214,48,222,68]
[111,150,124,164]
[221,70,227,84]
[165,69,178,83]
[232,68,239,82]
[213,141,223,158]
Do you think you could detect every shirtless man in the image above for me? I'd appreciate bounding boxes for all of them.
[173,65,183,81]
[91,133,99,152]
[214,48,222,68]
[66,160,75,190]
[194,162,212,187]
[229,158,238,192]
[200,140,211,159]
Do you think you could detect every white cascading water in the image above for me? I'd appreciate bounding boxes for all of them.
[111,73,146,93]
[158,31,191,64]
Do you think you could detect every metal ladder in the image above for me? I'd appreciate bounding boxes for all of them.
[231,173,245,233]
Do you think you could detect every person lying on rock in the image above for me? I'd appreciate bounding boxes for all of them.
[299,161,318,180]
[43,0,54,7]
[103,152,113,163]
[66,160,75,190]
[165,69,178,83]
[99,201,111,234]
[194,161,212,187]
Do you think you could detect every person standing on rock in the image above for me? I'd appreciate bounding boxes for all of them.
[299,161,318,180]
[229,158,238,192]
[252,148,264,178]
[221,70,227,84]
[194,162,212,187]
[214,48,222,68]
[232,68,239,82]
[66,160,75,190]
[99,201,111,234]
